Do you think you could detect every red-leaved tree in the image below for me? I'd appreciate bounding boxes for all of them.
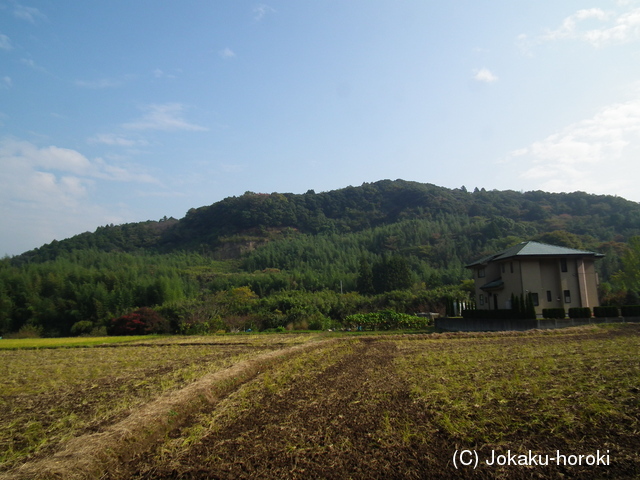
[109,307,170,335]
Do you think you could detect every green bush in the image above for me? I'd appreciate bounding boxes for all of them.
[70,321,94,336]
[568,307,591,319]
[542,308,566,319]
[621,305,640,316]
[4,324,43,339]
[344,310,430,330]
[593,306,619,318]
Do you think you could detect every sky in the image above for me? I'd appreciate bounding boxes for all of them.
[2,1,640,256]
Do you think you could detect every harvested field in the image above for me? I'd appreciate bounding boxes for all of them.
[1,326,639,479]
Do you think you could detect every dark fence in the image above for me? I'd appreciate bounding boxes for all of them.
[435,316,640,332]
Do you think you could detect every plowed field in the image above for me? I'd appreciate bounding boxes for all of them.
[2,326,639,479]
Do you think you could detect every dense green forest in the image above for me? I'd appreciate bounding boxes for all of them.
[2,180,640,337]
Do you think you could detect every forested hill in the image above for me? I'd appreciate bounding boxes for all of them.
[4,179,640,337]
[16,179,640,265]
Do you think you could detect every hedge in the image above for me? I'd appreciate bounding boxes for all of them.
[461,309,518,320]
[542,308,566,319]
[593,306,619,318]
[621,305,640,316]
[568,307,591,319]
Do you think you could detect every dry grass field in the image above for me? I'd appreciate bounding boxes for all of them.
[1,325,638,479]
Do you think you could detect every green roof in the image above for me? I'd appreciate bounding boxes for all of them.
[480,278,504,291]
[465,241,604,268]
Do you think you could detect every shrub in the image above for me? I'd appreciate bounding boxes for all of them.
[70,321,94,336]
[593,306,619,318]
[89,326,108,336]
[621,305,640,316]
[542,308,566,319]
[568,307,591,319]
[344,310,430,330]
[109,307,170,336]
[4,324,43,339]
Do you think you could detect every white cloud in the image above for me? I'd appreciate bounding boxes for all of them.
[219,47,236,59]
[13,4,46,23]
[0,143,90,252]
[153,68,177,79]
[0,138,158,255]
[540,6,640,46]
[21,58,39,69]
[472,68,498,83]
[219,163,245,173]
[0,34,12,51]
[253,4,275,21]
[88,133,148,147]
[505,97,640,201]
[123,103,208,131]
[75,78,124,89]
[0,138,157,182]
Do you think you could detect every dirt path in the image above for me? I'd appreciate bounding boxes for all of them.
[6,329,637,479]
[122,338,454,480]
[116,331,639,480]
[2,340,332,480]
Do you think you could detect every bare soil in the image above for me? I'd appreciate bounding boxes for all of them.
[3,327,639,480]
[120,328,639,479]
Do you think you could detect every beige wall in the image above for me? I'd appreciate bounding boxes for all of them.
[577,258,600,308]
[539,260,562,309]
[472,256,600,314]
[472,262,500,309]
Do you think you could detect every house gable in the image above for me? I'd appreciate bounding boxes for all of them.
[465,241,603,315]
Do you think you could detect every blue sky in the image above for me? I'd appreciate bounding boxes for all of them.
[2,1,640,255]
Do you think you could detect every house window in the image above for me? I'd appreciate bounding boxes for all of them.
[564,289,571,304]
[478,268,485,278]
[546,290,552,302]
[479,294,484,305]
[561,258,568,272]
[510,262,514,273]
[531,293,539,306]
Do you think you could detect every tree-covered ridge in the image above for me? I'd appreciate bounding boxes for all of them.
[4,179,640,337]
[16,218,179,264]
[175,180,640,249]
[16,179,640,263]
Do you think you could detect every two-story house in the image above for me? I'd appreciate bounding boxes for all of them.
[466,241,604,316]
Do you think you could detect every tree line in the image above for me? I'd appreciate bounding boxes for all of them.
[3,180,640,337]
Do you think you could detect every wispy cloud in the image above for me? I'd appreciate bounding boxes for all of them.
[13,4,46,23]
[219,47,236,59]
[253,4,275,21]
[123,103,208,132]
[0,139,158,228]
[219,163,245,173]
[0,34,13,51]
[542,8,612,42]
[0,138,154,254]
[153,68,177,79]
[20,58,55,78]
[0,138,157,187]
[472,68,498,83]
[522,5,640,48]
[1,76,12,88]
[505,97,640,199]
[88,133,148,147]
[75,78,125,89]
